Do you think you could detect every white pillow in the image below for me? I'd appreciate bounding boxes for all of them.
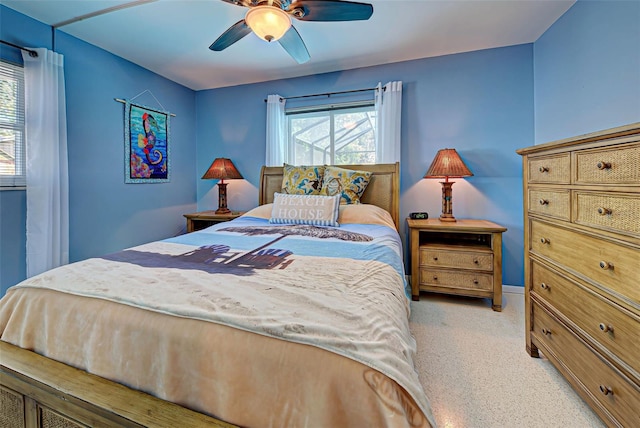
[270,193,340,226]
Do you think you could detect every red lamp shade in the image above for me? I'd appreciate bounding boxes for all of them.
[201,158,243,181]
[202,158,243,214]
[424,149,473,222]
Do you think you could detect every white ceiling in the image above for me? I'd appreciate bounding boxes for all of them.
[4,0,575,91]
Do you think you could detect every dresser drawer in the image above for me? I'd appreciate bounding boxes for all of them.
[419,247,493,271]
[532,302,640,427]
[420,269,493,292]
[575,143,640,185]
[531,261,640,377]
[528,153,571,184]
[574,191,640,237]
[528,189,570,220]
[530,219,640,304]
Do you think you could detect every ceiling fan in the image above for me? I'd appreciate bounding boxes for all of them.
[210,0,374,64]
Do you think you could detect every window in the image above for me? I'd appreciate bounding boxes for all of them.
[0,60,26,187]
[287,102,376,165]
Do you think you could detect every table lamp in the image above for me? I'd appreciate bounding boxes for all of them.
[202,158,243,214]
[424,148,473,222]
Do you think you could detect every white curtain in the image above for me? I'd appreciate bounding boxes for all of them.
[375,81,403,163]
[22,48,69,277]
[265,94,287,166]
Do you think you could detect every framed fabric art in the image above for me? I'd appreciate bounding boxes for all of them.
[124,101,170,183]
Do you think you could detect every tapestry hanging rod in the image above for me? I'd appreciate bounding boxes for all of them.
[264,86,381,102]
[114,97,176,117]
[0,40,38,57]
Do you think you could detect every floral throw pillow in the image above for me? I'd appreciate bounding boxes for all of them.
[281,164,324,195]
[320,166,372,204]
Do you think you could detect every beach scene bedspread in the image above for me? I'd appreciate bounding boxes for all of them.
[2,216,435,426]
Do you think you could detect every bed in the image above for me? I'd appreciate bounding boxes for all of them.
[0,162,436,428]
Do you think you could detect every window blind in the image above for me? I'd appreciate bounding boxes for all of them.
[0,60,26,187]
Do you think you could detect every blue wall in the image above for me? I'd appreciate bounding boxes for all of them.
[196,45,534,287]
[2,0,638,295]
[534,0,640,143]
[0,5,197,295]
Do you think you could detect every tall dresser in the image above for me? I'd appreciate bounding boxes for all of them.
[517,123,640,427]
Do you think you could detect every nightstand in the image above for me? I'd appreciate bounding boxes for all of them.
[408,218,507,311]
[183,210,245,233]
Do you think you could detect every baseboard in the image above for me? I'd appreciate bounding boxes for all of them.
[503,284,524,294]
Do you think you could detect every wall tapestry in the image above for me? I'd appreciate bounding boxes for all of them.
[124,101,170,183]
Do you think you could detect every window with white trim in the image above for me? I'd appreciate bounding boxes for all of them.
[287,101,376,165]
[0,60,26,187]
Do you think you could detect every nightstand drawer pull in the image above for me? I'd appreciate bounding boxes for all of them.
[596,161,612,170]
[433,257,438,261]
[599,261,613,270]
[597,207,612,216]
[472,279,479,285]
[540,282,550,290]
[539,199,549,205]
[539,166,549,173]
[599,323,614,333]
[432,275,438,281]
[540,237,551,245]
[599,385,613,395]
[541,328,552,336]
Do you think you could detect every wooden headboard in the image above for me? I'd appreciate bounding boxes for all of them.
[259,162,401,230]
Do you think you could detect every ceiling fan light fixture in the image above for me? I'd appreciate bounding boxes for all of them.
[245,5,291,42]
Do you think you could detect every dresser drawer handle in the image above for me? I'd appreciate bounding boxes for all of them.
[540,237,551,245]
[599,261,613,270]
[599,323,614,333]
[539,199,549,205]
[599,385,613,396]
[541,328,552,336]
[596,161,612,170]
[473,259,479,264]
[433,275,438,281]
[597,207,612,216]
[433,257,438,261]
[539,166,549,173]
[540,282,550,290]
[473,279,479,285]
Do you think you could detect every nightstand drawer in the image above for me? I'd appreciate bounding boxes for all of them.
[420,269,493,292]
[530,219,640,304]
[574,191,640,237]
[532,302,640,427]
[575,143,640,185]
[528,189,570,220]
[528,153,570,184]
[531,261,640,378]
[419,247,493,271]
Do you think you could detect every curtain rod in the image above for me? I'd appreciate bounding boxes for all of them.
[264,86,380,103]
[0,40,38,57]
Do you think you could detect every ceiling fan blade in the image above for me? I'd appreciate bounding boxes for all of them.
[288,0,373,21]
[278,26,310,64]
[209,20,252,51]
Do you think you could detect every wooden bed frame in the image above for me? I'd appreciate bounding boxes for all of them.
[0,162,400,428]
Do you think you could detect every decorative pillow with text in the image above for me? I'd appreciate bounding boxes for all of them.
[269,193,340,226]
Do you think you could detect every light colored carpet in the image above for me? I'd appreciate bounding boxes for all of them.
[409,291,605,428]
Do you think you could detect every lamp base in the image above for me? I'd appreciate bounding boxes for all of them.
[439,181,457,222]
[439,213,457,222]
[216,182,230,215]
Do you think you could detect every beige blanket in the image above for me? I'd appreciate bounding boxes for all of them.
[0,219,435,427]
